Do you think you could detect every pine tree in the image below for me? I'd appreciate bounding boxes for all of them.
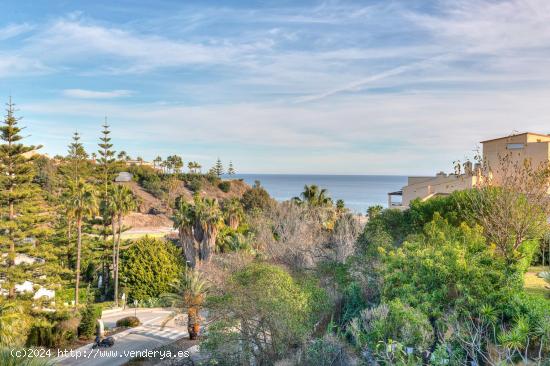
[0,98,42,298]
[227,161,236,175]
[97,119,116,296]
[214,158,224,177]
[67,131,88,181]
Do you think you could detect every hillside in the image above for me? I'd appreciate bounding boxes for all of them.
[118,178,250,236]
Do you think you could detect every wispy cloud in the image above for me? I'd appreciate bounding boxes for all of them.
[0,23,33,40]
[63,89,134,99]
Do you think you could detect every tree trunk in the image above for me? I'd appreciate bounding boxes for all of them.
[112,214,117,306]
[180,228,197,268]
[187,306,200,340]
[229,216,239,230]
[114,214,123,307]
[75,216,82,307]
[7,201,15,299]
[200,226,218,262]
[67,219,72,267]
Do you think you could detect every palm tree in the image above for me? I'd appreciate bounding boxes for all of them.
[223,198,244,230]
[117,151,127,161]
[293,184,333,207]
[110,184,136,306]
[173,198,198,268]
[195,197,223,262]
[153,156,162,169]
[64,178,98,307]
[161,270,208,340]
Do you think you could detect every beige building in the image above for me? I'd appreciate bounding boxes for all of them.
[389,132,550,208]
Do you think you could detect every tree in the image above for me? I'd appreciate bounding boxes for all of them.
[227,161,236,175]
[167,155,183,174]
[120,237,184,301]
[64,178,98,306]
[463,153,550,263]
[240,181,274,212]
[67,131,88,181]
[162,270,208,340]
[203,263,328,365]
[195,197,223,262]
[293,185,333,207]
[110,184,136,306]
[153,156,162,169]
[0,98,41,298]
[117,151,127,161]
[222,198,244,230]
[367,204,383,219]
[214,158,224,177]
[188,161,201,174]
[173,198,198,268]
[97,120,116,292]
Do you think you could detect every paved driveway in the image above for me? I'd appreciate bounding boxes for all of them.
[56,308,187,366]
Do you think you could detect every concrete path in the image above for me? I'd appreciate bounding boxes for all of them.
[55,308,187,366]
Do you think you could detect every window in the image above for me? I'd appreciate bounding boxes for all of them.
[507,143,524,150]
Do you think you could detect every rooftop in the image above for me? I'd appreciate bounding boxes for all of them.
[480,132,550,144]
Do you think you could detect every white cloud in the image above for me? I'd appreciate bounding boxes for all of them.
[63,89,134,99]
[0,23,34,40]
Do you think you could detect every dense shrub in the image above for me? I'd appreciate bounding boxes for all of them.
[0,347,54,365]
[302,335,347,366]
[187,177,202,192]
[116,316,140,328]
[26,319,54,348]
[203,262,329,365]
[120,237,184,301]
[381,215,513,318]
[78,303,102,338]
[218,180,231,193]
[348,299,433,353]
[0,301,31,347]
[240,181,274,211]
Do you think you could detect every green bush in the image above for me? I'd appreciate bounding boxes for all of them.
[26,319,54,348]
[116,316,140,328]
[218,181,231,193]
[0,347,54,365]
[348,299,433,353]
[203,262,329,365]
[302,335,346,366]
[240,182,274,211]
[78,303,102,339]
[187,177,202,192]
[120,237,184,301]
[0,301,32,347]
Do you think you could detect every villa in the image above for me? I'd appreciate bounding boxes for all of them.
[389,132,550,208]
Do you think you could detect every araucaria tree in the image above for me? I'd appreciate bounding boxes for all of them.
[214,158,224,177]
[97,120,117,294]
[227,161,235,175]
[0,98,41,298]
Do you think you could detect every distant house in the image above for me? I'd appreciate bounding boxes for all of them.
[1,253,45,265]
[389,132,550,208]
[115,172,133,182]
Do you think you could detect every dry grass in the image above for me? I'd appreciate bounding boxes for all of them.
[524,266,550,302]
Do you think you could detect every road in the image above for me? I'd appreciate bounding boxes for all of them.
[56,308,187,366]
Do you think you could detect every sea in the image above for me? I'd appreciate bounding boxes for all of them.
[228,174,408,214]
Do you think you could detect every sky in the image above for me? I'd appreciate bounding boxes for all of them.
[1,0,550,175]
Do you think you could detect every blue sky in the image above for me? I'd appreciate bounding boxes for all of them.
[1,0,550,174]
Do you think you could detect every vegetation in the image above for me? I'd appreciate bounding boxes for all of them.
[1,97,549,366]
[162,270,209,340]
[120,237,184,302]
[115,316,141,328]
